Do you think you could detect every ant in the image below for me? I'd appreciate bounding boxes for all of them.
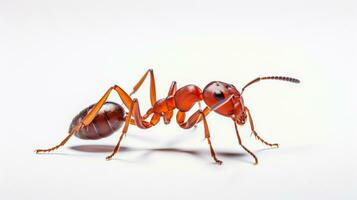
[36,69,300,165]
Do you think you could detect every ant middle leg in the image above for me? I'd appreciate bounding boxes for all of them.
[245,107,279,148]
[106,98,160,159]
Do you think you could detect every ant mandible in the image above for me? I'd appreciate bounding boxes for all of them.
[36,69,300,165]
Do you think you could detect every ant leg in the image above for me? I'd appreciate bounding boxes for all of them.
[36,86,117,153]
[233,121,258,165]
[176,108,209,129]
[106,98,158,160]
[128,69,159,121]
[128,69,157,106]
[193,102,202,128]
[161,81,177,124]
[36,85,133,153]
[176,108,222,164]
[163,110,173,124]
[150,113,161,126]
[106,99,135,160]
[177,95,235,129]
[35,124,82,153]
[245,107,279,148]
[175,95,238,163]
[167,81,177,96]
[143,108,154,120]
[199,110,222,165]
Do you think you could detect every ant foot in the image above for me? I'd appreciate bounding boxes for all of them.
[35,149,49,154]
[106,155,114,160]
[215,160,223,165]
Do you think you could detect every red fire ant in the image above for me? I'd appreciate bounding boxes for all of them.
[36,69,300,165]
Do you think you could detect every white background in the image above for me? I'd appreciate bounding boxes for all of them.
[1,0,356,199]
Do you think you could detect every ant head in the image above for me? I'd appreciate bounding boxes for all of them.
[202,81,246,123]
[201,76,300,125]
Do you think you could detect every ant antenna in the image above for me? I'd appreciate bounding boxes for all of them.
[241,76,300,94]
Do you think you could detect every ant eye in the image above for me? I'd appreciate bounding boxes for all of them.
[214,90,225,101]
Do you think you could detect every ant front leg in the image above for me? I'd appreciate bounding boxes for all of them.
[233,121,258,165]
[245,107,279,148]
[177,108,222,165]
[176,95,237,164]
[199,110,223,165]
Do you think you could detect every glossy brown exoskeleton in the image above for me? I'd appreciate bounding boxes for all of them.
[36,69,300,165]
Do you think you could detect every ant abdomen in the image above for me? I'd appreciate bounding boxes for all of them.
[69,102,125,140]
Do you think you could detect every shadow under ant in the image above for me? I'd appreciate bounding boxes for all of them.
[70,145,130,153]
[67,144,274,164]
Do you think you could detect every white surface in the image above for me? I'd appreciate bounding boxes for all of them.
[1,0,356,199]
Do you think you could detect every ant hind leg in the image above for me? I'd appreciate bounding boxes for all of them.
[35,85,121,153]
